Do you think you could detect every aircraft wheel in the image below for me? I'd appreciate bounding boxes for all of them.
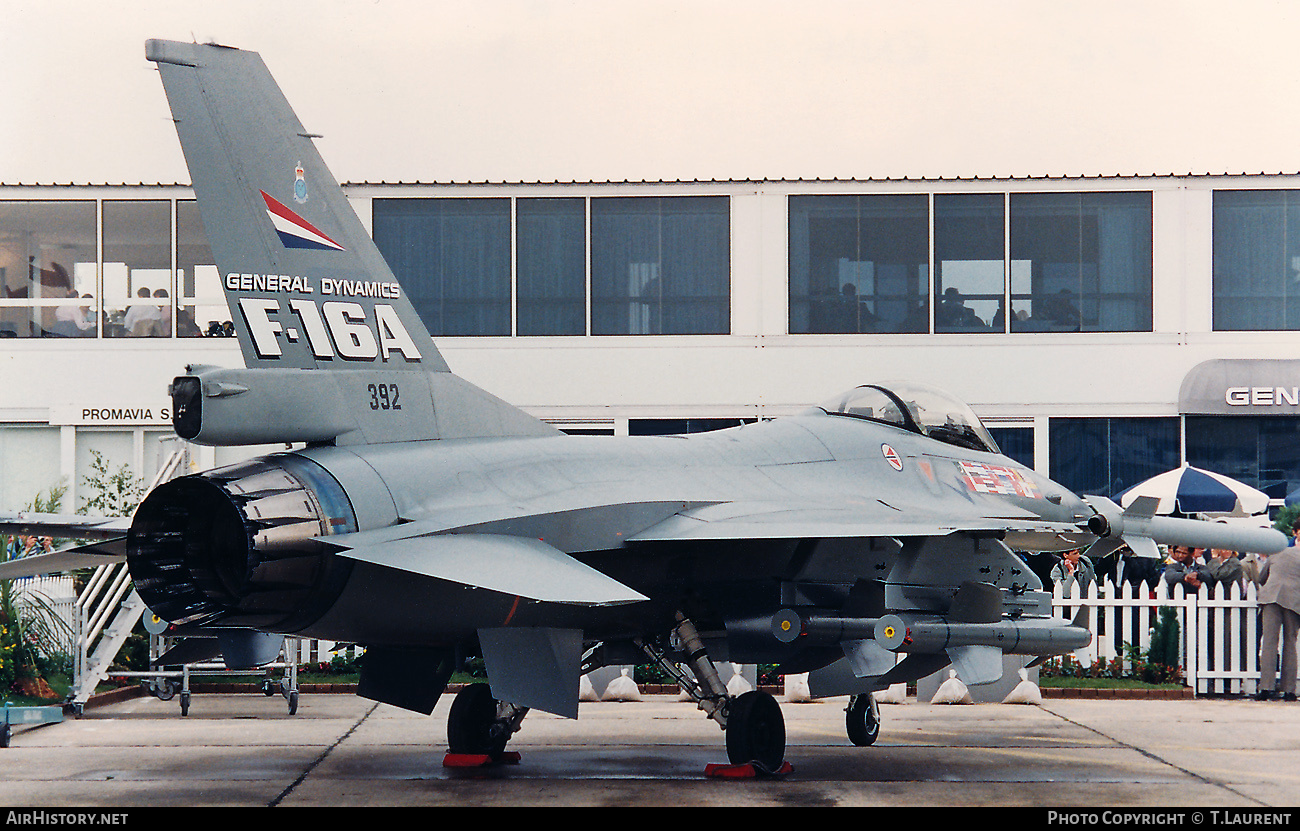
[447,684,509,758]
[845,693,880,747]
[725,690,786,771]
[288,690,299,716]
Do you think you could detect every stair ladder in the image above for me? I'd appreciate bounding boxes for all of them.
[69,440,190,710]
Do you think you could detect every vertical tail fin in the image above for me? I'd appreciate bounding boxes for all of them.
[146,39,447,373]
[147,39,557,444]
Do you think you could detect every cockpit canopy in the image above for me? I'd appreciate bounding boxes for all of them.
[816,382,1001,454]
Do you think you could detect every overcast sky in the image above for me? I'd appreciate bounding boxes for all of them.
[4,0,1300,184]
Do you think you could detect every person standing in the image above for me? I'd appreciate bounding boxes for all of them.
[1255,530,1300,701]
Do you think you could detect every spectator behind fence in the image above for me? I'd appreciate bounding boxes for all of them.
[1163,545,1209,593]
[1204,548,1246,594]
[1050,547,1095,598]
[1116,545,1162,594]
[1255,531,1300,701]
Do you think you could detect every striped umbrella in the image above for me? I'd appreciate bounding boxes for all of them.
[1115,463,1269,517]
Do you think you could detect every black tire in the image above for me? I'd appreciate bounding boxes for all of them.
[288,690,299,716]
[845,693,880,746]
[725,690,786,771]
[447,684,508,757]
[180,691,190,717]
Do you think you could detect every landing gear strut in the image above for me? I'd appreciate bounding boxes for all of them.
[446,683,528,760]
[638,612,788,773]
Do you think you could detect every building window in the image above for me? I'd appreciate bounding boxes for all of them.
[0,201,97,338]
[373,195,731,337]
[789,194,929,334]
[372,198,512,337]
[1186,416,1300,500]
[591,196,730,335]
[987,426,1033,468]
[103,201,173,338]
[1009,192,1152,332]
[935,194,1006,333]
[790,191,1153,335]
[1049,417,1178,497]
[177,200,224,337]
[516,198,585,336]
[1212,190,1300,330]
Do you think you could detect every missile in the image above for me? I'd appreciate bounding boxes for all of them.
[1084,495,1286,559]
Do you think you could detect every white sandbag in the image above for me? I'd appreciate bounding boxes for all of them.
[873,683,908,704]
[930,670,973,705]
[601,668,642,701]
[579,673,600,702]
[725,663,753,696]
[784,673,813,702]
[1001,668,1042,705]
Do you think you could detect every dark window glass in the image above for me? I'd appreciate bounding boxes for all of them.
[934,194,1005,333]
[1186,416,1300,499]
[373,198,510,336]
[629,418,754,435]
[1009,192,1152,332]
[517,198,586,336]
[591,197,729,335]
[988,426,1034,468]
[1212,190,1300,330]
[1049,417,1178,497]
[789,194,928,334]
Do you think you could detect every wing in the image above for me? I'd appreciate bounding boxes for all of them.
[627,498,1089,550]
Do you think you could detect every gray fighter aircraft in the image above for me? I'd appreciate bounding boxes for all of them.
[0,39,1286,773]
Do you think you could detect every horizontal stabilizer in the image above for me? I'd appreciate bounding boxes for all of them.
[333,533,648,606]
[0,541,126,579]
[0,512,130,540]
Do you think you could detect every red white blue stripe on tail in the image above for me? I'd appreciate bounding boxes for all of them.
[261,191,346,251]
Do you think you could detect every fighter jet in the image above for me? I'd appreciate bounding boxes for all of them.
[0,39,1286,773]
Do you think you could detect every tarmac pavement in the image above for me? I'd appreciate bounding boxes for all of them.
[2,690,1299,809]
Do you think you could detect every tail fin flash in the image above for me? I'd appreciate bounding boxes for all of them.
[146,39,447,373]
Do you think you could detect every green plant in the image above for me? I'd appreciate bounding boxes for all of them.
[1273,504,1300,536]
[79,450,143,517]
[1,485,76,696]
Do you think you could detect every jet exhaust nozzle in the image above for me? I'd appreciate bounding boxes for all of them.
[127,454,357,630]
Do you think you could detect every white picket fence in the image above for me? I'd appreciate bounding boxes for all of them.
[1050,578,1288,695]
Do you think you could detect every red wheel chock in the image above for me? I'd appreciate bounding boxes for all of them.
[704,760,793,778]
[442,751,522,768]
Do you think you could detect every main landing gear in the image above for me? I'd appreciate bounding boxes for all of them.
[445,683,528,765]
[638,612,789,775]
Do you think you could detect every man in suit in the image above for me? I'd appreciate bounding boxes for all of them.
[1256,523,1300,701]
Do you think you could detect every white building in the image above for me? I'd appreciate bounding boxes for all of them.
[4,173,1300,512]
[5,4,1300,513]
